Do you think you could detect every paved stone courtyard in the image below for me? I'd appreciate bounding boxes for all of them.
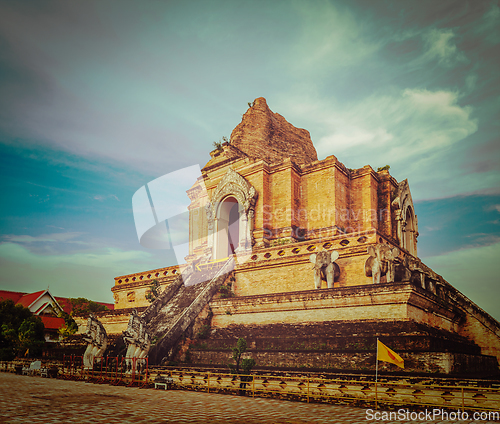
[0,373,497,423]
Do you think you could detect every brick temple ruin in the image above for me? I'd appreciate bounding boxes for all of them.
[79,97,500,376]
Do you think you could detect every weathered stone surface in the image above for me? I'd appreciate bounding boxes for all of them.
[230,97,318,165]
[189,321,499,375]
[147,260,235,365]
[82,314,107,369]
[142,275,184,323]
[365,244,400,284]
[122,309,151,372]
[190,349,498,375]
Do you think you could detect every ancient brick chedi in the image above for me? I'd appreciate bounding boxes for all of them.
[93,98,499,375]
[230,97,318,165]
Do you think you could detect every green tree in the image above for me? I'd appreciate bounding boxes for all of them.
[212,140,223,152]
[145,279,161,303]
[57,311,78,339]
[53,298,103,339]
[229,337,256,395]
[0,299,45,360]
[67,297,109,316]
[18,318,45,352]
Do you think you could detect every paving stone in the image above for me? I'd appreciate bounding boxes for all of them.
[0,373,495,423]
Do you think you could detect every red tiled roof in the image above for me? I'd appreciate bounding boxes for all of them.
[40,316,65,330]
[0,290,25,303]
[17,290,45,309]
[0,290,114,313]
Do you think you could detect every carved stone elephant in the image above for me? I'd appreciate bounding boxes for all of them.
[309,250,340,289]
[365,244,400,284]
[406,257,438,293]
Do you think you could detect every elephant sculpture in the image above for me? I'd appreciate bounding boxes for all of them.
[365,244,400,284]
[309,249,340,289]
[406,257,438,293]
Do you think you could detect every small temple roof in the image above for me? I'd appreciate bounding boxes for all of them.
[16,290,46,309]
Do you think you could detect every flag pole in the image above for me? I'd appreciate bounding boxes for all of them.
[375,338,379,410]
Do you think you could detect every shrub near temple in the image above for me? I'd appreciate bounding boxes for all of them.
[0,299,45,360]
[145,280,161,303]
[229,338,256,395]
[66,297,109,315]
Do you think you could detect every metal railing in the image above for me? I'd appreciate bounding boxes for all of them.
[195,257,231,273]
[155,370,500,412]
[61,355,149,387]
[5,357,498,413]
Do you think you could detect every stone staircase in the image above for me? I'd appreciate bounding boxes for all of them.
[144,258,234,365]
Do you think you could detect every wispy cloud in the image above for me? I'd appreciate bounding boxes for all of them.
[464,233,500,247]
[475,2,500,44]
[486,204,500,213]
[280,83,495,200]
[0,2,224,175]
[0,241,159,275]
[2,232,85,244]
[423,241,500,321]
[94,194,119,202]
[289,1,381,76]
[0,242,159,302]
[29,193,50,203]
[420,28,467,67]
[315,88,476,158]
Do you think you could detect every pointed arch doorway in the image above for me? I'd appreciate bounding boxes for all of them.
[403,206,417,256]
[215,196,241,259]
[205,168,258,262]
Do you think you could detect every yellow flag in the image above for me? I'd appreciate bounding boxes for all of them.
[377,340,404,368]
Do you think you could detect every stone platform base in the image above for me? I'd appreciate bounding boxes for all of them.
[189,349,498,376]
[187,321,499,376]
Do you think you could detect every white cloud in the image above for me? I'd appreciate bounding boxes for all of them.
[2,232,84,244]
[0,1,495,203]
[421,28,467,67]
[464,73,477,95]
[0,3,224,175]
[94,194,120,202]
[422,241,500,321]
[315,88,477,161]
[291,87,480,199]
[475,2,500,44]
[0,242,163,302]
[0,242,151,270]
[487,204,500,213]
[289,1,381,76]
[319,127,393,151]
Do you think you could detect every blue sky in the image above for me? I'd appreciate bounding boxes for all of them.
[0,0,499,320]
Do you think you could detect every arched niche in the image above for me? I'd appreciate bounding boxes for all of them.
[392,179,418,256]
[205,168,258,260]
[403,205,417,256]
[215,196,242,259]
